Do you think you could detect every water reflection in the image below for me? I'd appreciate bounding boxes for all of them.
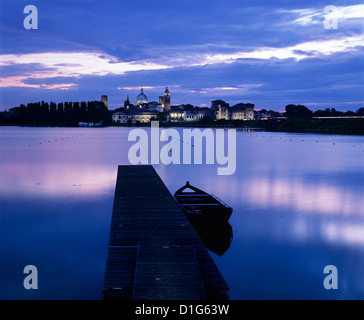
[226,176,364,217]
[1,127,364,299]
[321,221,364,246]
[173,181,233,255]
[0,162,117,197]
[217,175,364,247]
[191,221,233,256]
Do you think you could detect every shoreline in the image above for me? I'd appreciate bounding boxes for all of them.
[1,118,364,136]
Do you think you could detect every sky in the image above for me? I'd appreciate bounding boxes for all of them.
[0,0,363,112]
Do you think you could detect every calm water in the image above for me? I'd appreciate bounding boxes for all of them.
[0,126,364,300]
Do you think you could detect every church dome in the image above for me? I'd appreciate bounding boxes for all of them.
[135,88,148,106]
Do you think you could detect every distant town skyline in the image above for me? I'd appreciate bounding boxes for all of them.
[0,1,363,112]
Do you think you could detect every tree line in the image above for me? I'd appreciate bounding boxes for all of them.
[284,104,364,118]
[0,100,111,126]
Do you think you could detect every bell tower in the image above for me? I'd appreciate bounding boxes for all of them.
[159,87,171,112]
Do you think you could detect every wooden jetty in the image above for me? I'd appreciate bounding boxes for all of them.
[103,165,229,300]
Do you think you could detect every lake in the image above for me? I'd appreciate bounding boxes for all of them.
[0,126,364,299]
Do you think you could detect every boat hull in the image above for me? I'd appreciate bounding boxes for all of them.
[182,205,232,225]
[174,181,233,224]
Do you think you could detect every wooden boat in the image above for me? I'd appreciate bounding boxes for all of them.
[174,181,233,224]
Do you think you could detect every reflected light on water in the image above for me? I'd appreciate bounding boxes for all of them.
[0,163,117,197]
[1,127,364,299]
[247,177,364,216]
[323,222,364,246]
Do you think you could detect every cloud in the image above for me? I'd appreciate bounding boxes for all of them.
[117,85,180,91]
[193,84,264,95]
[0,52,172,89]
[0,32,363,91]
[0,52,171,75]
[0,76,76,90]
[281,4,364,26]
[202,35,364,63]
[0,1,363,111]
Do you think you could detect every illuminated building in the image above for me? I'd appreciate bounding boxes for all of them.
[216,103,255,120]
[101,95,108,108]
[112,109,159,124]
[135,88,149,107]
[159,87,171,112]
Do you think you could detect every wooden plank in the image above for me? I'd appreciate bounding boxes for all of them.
[133,246,206,300]
[103,165,229,300]
[103,246,139,299]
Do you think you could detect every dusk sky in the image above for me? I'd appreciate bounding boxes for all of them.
[0,0,363,112]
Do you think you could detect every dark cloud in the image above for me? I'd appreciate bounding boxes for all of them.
[0,0,363,111]
[0,63,57,77]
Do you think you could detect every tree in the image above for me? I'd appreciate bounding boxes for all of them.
[57,103,64,126]
[268,110,282,117]
[344,110,355,116]
[49,102,57,125]
[72,102,80,124]
[357,107,364,116]
[80,101,87,121]
[285,104,313,118]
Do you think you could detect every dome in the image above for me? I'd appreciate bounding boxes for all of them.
[135,88,148,106]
